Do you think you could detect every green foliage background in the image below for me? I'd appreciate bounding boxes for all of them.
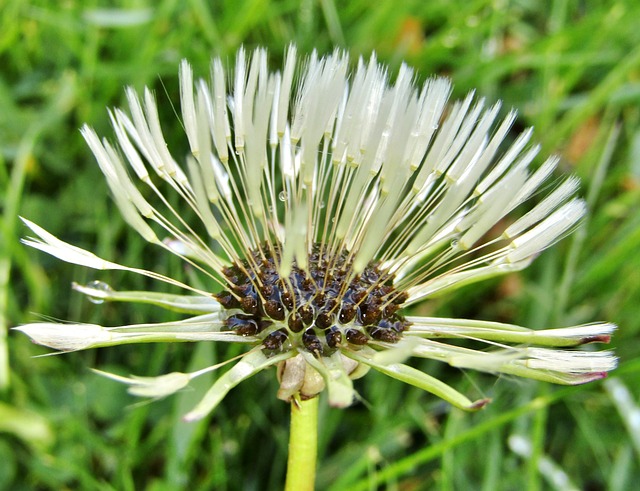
[1,0,639,489]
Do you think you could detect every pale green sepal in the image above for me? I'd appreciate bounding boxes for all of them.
[107,313,225,333]
[493,349,617,385]
[495,365,609,385]
[345,350,489,411]
[21,217,128,271]
[371,337,418,365]
[21,217,206,295]
[73,282,222,314]
[300,351,355,408]
[415,341,618,385]
[14,320,250,352]
[14,323,112,351]
[103,330,250,346]
[406,317,616,347]
[92,369,191,398]
[183,349,293,421]
[105,313,248,344]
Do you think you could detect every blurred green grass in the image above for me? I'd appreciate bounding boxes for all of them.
[1,0,639,490]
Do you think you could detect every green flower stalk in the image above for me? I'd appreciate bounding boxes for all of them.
[17,46,616,421]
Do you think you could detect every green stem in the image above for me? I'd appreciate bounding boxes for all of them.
[285,396,319,491]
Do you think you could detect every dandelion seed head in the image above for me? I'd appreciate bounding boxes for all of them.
[17,45,617,418]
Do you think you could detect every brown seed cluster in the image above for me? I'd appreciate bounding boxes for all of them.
[216,245,410,355]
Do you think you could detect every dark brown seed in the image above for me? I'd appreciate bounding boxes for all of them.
[262,329,289,351]
[377,284,393,296]
[299,304,314,325]
[265,299,285,320]
[392,292,409,305]
[315,312,333,329]
[240,296,259,315]
[338,303,357,323]
[345,328,368,345]
[302,329,322,353]
[393,319,410,333]
[281,291,294,310]
[352,290,367,303]
[313,292,326,307]
[234,319,259,336]
[368,326,399,343]
[326,328,342,348]
[216,292,240,309]
[382,304,400,317]
[288,314,304,333]
[361,306,382,325]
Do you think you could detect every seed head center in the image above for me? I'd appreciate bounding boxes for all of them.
[216,245,410,355]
